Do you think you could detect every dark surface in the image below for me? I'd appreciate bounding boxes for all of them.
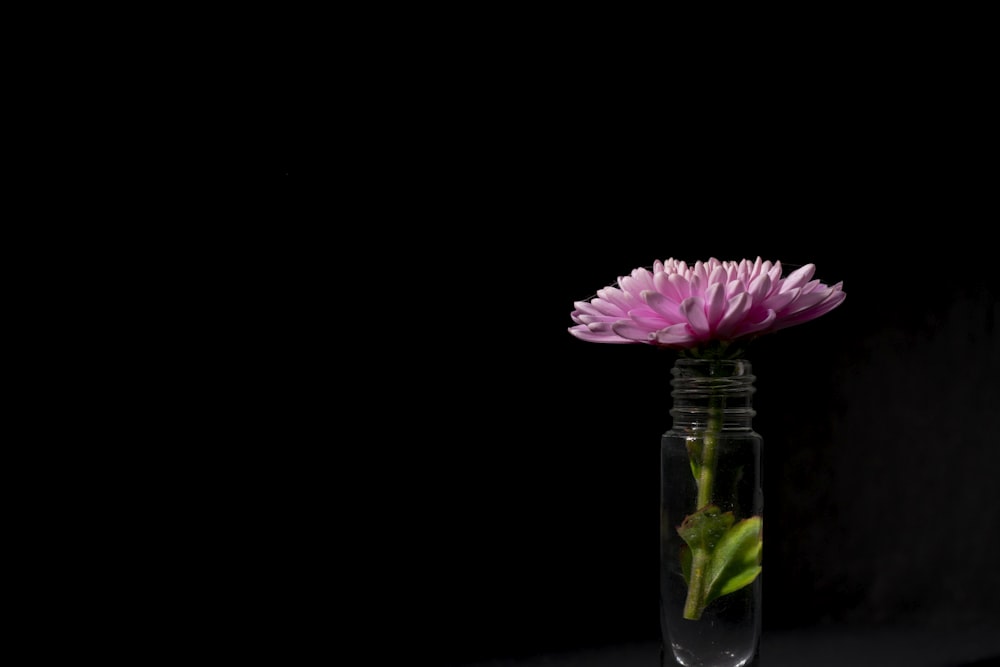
[460,625,1000,667]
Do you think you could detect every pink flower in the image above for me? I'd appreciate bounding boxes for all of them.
[569,257,845,350]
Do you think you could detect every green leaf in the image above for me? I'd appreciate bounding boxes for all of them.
[718,563,761,597]
[677,505,733,553]
[703,516,763,602]
[677,508,763,618]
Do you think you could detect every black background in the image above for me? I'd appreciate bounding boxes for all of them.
[272,23,999,667]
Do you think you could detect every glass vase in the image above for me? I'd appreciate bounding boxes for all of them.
[660,358,763,667]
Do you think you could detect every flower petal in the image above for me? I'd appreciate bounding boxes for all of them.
[714,292,751,338]
[688,274,704,298]
[654,323,696,346]
[643,290,684,322]
[736,308,777,336]
[767,261,782,284]
[747,273,772,302]
[587,297,627,317]
[704,282,727,330]
[782,288,832,316]
[584,321,615,335]
[571,309,608,326]
[573,301,605,317]
[617,275,643,298]
[628,312,669,329]
[761,288,798,314]
[612,320,657,341]
[627,267,656,294]
[597,286,633,312]
[654,272,688,303]
[680,296,710,337]
[708,264,726,286]
[568,325,633,343]
[569,257,844,349]
[780,263,816,292]
[772,286,846,330]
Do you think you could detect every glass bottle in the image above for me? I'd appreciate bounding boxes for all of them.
[660,358,763,667]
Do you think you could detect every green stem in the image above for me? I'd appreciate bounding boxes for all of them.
[684,548,710,620]
[696,408,721,509]
[683,396,723,620]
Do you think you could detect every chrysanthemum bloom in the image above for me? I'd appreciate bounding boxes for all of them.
[569,257,845,353]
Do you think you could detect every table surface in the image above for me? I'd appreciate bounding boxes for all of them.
[458,624,1000,667]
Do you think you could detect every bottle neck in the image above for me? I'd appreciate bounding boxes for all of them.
[669,358,756,430]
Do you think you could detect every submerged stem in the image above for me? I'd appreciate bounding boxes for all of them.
[696,406,721,509]
[683,391,724,620]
